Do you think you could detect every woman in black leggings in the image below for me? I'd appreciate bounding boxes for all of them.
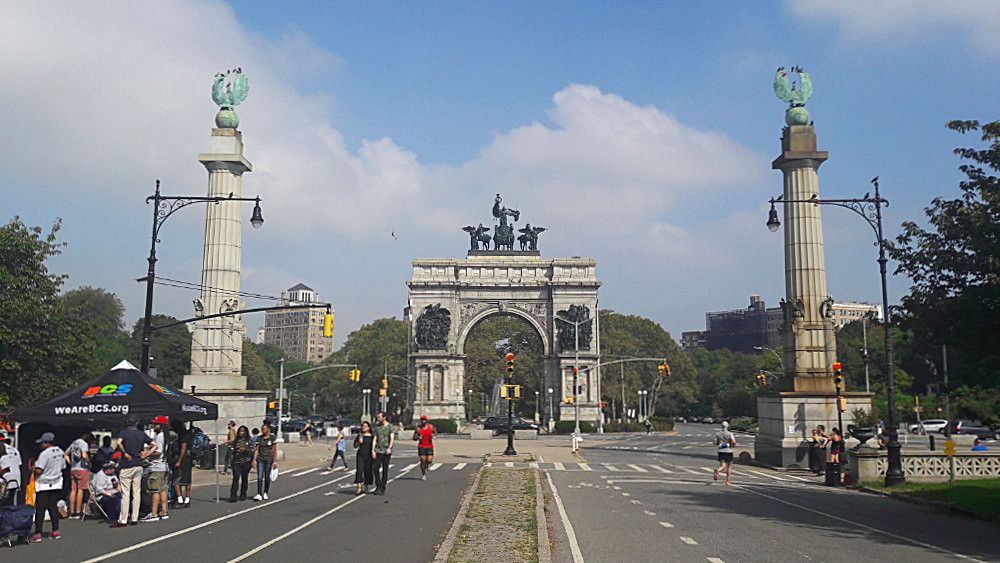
[228,426,253,502]
[354,421,374,496]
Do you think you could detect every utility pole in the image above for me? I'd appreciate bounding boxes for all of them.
[620,362,626,423]
[277,358,285,440]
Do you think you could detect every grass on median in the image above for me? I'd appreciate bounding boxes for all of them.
[448,468,538,563]
[865,478,1000,525]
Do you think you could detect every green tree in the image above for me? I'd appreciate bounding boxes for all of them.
[131,315,191,387]
[243,340,279,394]
[0,218,94,410]
[889,119,1000,389]
[464,315,545,418]
[599,311,696,420]
[685,348,767,418]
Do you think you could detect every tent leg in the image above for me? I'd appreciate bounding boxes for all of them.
[215,418,220,504]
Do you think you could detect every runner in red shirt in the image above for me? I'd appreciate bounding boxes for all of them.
[412,415,435,481]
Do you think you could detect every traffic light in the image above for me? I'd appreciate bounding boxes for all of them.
[382,376,389,389]
[348,368,362,382]
[506,353,515,380]
[664,363,671,377]
[756,371,768,386]
[564,396,574,405]
[323,312,333,338]
[832,362,843,388]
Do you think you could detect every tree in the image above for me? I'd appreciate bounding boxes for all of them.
[464,315,545,419]
[0,218,94,410]
[889,120,1000,389]
[63,286,134,381]
[243,340,279,394]
[131,315,191,387]
[599,311,696,420]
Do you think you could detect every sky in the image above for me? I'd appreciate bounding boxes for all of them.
[3,1,1000,347]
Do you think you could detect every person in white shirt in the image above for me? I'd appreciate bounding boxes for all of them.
[144,416,171,522]
[90,462,122,522]
[32,432,66,542]
[0,442,21,507]
[64,431,91,519]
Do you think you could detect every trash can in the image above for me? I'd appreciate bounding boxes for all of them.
[825,462,841,486]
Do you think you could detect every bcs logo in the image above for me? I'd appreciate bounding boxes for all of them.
[148,384,177,396]
[82,384,133,398]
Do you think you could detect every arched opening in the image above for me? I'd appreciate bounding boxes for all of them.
[463,314,545,420]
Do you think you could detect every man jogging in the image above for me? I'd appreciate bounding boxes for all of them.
[413,415,435,480]
[329,423,348,470]
[712,420,736,486]
[372,412,394,496]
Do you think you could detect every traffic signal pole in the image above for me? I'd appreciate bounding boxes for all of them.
[504,353,517,456]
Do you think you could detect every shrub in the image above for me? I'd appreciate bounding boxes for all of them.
[428,418,457,434]
[728,416,757,433]
[554,420,595,433]
[648,416,674,432]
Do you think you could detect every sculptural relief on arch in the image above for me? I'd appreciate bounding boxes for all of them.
[408,195,601,425]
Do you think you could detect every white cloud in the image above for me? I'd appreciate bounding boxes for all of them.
[0,1,773,337]
[789,0,1000,56]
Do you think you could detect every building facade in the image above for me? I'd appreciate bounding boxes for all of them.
[262,284,334,363]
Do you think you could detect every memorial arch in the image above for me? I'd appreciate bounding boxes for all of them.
[407,195,601,424]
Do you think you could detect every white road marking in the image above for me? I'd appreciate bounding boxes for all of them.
[529,462,539,468]
[430,463,442,471]
[81,473,355,563]
[504,462,514,468]
[681,467,702,475]
[278,468,297,475]
[748,470,788,482]
[622,492,631,497]
[682,445,692,450]
[659,521,674,528]
[604,464,620,471]
[780,472,812,482]
[578,463,592,471]
[650,465,673,473]
[630,499,642,505]
[627,464,648,472]
[735,485,987,562]
[680,536,698,545]
[292,468,321,477]
[546,472,585,563]
[228,468,415,562]
[707,558,726,563]
[699,467,715,473]
[644,510,656,516]
[554,462,565,470]
[453,463,467,470]
[401,463,418,472]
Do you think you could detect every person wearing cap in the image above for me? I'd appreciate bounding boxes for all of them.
[91,461,122,522]
[143,415,170,522]
[712,420,736,486]
[0,442,20,507]
[112,417,152,528]
[412,415,436,481]
[31,432,66,542]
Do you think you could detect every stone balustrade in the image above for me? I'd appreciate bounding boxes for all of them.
[849,448,1000,483]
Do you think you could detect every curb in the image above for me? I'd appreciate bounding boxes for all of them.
[433,467,482,563]
[534,470,552,563]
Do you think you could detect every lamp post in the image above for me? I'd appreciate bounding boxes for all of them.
[140,180,263,374]
[556,313,593,452]
[547,388,554,432]
[753,345,785,372]
[767,176,903,486]
[468,389,474,421]
[534,390,540,423]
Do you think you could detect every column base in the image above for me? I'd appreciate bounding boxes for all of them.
[558,404,600,426]
[755,392,873,468]
[412,401,466,425]
[189,388,269,442]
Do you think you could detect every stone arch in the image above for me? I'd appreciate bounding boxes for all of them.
[456,307,551,357]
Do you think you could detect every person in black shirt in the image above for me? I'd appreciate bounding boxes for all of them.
[170,420,193,508]
[353,421,374,496]
[111,418,152,528]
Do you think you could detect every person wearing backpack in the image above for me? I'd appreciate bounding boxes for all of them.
[64,431,92,520]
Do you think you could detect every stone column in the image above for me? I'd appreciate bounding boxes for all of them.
[773,125,836,392]
[186,128,252,389]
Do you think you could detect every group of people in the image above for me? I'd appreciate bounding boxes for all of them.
[0,415,198,543]
[340,412,435,497]
[808,425,848,475]
[222,420,278,502]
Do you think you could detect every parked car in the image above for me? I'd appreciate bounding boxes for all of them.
[947,419,998,439]
[908,419,948,434]
[284,417,308,433]
[483,416,539,432]
[701,417,715,424]
[309,415,326,432]
[674,416,687,423]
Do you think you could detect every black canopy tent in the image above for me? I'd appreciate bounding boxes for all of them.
[12,360,224,501]
[12,361,217,426]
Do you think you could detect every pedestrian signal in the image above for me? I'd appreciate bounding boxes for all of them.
[838,396,847,413]
[500,384,522,400]
[323,313,333,338]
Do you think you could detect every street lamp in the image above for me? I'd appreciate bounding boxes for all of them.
[753,345,785,371]
[468,389,473,421]
[555,313,594,452]
[766,176,904,486]
[547,388,554,431]
[534,390,540,423]
[139,180,263,375]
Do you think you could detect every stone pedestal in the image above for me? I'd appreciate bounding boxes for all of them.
[191,389,269,442]
[755,392,873,468]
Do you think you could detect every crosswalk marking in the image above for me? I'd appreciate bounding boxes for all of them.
[529,462,539,468]
[292,468,320,477]
[659,521,674,528]
[430,463,442,471]
[780,473,811,482]
[650,465,673,473]
[604,464,620,472]
[699,467,715,473]
[553,462,565,470]
[504,462,514,468]
[401,463,418,472]
[680,537,698,545]
[707,558,726,563]
[748,470,788,482]
[627,464,648,473]
[681,467,702,475]
[578,463,592,471]
[453,463,467,470]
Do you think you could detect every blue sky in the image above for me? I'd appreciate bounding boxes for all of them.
[3,1,999,348]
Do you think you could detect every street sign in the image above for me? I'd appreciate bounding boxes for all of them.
[275,388,287,399]
[944,439,956,457]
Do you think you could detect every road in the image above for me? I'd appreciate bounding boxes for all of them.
[5,441,474,562]
[543,423,1000,563]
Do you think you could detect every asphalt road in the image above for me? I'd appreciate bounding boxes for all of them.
[4,443,474,562]
[544,424,1000,563]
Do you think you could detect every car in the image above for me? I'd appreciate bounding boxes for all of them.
[284,417,308,433]
[674,416,687,423]
[483,416,539,432]
[909,419,948,434]
[947,419,998,440]
[701,417,715,424]
[309,415,326,431]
